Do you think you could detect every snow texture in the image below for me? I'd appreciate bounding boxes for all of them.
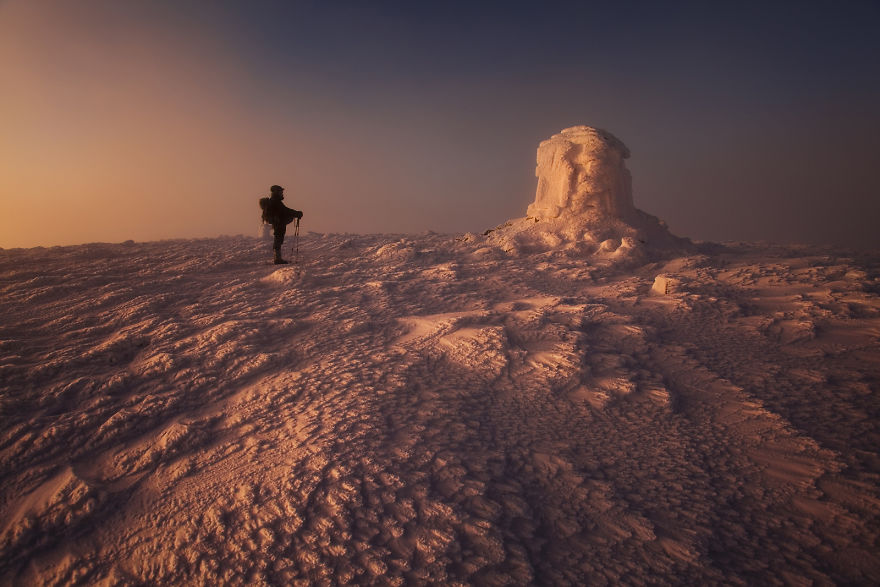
[2,233,880,585]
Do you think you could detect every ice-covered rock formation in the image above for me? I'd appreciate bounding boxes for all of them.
[528,126,634,221]
[486,125,690,260]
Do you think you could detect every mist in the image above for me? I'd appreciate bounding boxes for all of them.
[1,0,878,249]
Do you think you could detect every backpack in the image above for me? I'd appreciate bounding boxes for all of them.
[259,197,272,224]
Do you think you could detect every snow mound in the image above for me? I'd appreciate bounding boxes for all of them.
[260,267,300,286]
[486,126,691,260]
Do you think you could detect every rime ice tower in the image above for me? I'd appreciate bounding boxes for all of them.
[528,126,635,222]
[486,125,689,259]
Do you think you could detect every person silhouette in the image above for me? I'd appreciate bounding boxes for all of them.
[260,185,303,264]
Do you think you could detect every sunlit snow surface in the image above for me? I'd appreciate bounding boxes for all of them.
[1,234,879,584]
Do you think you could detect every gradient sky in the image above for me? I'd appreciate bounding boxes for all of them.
[2,0,878,248]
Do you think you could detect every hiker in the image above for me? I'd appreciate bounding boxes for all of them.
[260,185,303,264]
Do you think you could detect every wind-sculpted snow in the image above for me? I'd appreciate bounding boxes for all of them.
[1,235,879,584]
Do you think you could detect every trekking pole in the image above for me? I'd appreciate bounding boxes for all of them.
[293,217,301,272]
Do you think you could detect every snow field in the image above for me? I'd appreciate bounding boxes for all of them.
[1,234,879,584]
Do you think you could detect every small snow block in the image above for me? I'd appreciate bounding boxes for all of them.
[651,275,680,295]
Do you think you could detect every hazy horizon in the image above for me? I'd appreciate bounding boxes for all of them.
[2,0,879,249]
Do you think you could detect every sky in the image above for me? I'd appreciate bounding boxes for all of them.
[1,0,878,249]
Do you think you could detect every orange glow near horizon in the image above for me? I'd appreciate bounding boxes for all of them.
[0,2,437,248]
[3,1,878,249]
[0,2,301,247]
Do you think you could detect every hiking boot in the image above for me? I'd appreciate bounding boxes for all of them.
[274,258,290,264]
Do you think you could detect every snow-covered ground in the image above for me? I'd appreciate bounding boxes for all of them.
[1,233,879,584]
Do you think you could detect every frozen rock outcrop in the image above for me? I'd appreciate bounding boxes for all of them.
[485,125,690,260]
[528,126,635,221]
